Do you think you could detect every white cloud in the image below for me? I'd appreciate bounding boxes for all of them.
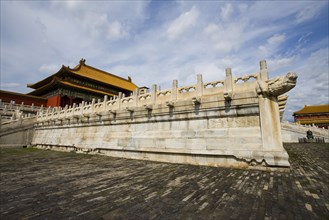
[238,3,248,14]
[0,83,21,89]
[258,34,286,58]
[78,12,129,41]
[51,1,82,10]
[294,4,324,24]
[268,55,297,72]
[220,3,233,21]
[282,47,329,121]
[0,0,328,118]
[267,34,286,45]
[167,6,199,39]
[38,64,60,74]
[107,21,129,41]
[203,19,247,54]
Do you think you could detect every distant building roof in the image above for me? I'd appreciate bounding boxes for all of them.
[0,90,47,100]
[293,104,329,115]
[0,90,47,106]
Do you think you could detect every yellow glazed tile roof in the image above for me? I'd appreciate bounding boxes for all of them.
[293,104,329,115]
[28,59,138,92]
[69,61,138,91]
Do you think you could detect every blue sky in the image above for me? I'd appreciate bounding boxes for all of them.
[1,0,328,121]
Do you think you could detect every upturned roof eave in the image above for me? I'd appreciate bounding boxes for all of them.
[27,77,117,97]
[68,63,138,91]
[28,60,138,92]
[27,65,69,89]
[27,77,60,96]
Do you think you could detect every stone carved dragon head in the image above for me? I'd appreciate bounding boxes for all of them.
[257,72,298,97]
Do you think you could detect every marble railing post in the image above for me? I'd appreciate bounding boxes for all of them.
[46,107,50,120]
[133,89,138,107]
[257,60,286,163]
[224,67,233,100]
[91,99,95,112]
[103,95,108,111]
[152,84,157,105]
[81,101,85,114]
[196,74,203,96]
[118,92,123,110]
[172,80,178,101]
[64,105,68,119]
[259,60,268,81]
[225,67,232,90]
[71,104,76,119]
[50,108,54,121]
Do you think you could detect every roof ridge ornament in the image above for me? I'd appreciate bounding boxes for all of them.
[80,58,86,65]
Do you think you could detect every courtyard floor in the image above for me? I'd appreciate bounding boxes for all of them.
[0,143,328,220]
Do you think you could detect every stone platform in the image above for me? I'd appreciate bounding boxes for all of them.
[0,143,328,219]
[32,61,297,168]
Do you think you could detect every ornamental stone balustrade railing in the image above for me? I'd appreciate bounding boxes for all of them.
[0,100,42,123]
[32,60,298,169]
[36,68,263,122]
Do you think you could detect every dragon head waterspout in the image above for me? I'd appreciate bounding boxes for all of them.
[257,72,298,97]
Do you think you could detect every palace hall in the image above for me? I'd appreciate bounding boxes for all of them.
[1,59,138,108]
[293,104,329,129]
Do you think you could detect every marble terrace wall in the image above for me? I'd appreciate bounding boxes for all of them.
[32,61,296,168]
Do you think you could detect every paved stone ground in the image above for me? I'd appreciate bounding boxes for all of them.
[0,143,328,220]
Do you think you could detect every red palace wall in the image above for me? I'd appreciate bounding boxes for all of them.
[0,90,47,106]
[47,95,61,107]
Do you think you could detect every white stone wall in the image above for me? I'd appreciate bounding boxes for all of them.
[281,122,329,143]
[34,116,262,152]
[32,61,293,168]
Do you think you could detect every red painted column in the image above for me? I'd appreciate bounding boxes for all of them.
[47,95,61,107]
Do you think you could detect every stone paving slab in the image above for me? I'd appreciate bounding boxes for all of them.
[0,143,328,220]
